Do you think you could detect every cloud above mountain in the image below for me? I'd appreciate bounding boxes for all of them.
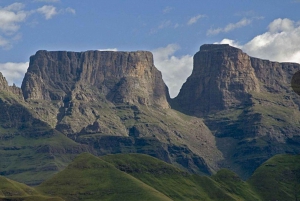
[217,18,300,64]
[152,44,193,98]
[0,62,28,86]
[0,2,76,49]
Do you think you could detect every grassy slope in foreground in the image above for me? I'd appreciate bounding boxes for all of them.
[0,176,64,201]
[249,154,300,201]
[101,153,261,201]
[37,153,172,201]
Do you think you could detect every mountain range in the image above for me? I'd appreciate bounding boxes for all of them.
[0,44,300,200]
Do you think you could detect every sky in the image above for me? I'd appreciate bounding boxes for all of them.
[0,0,300,97]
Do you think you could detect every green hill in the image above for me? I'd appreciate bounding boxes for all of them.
[1,152,299,201]
[102,153,261,201]
[0,176,64,201]
[249,154,300,201]
[37,153,172,201]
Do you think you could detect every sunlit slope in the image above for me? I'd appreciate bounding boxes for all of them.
[102,153,261,201]
[249,154,300,201]
[0,176,64,201]
[37,153,172,201]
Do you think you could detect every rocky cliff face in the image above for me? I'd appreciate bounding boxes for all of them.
[172,44,300,178]
[21,50,171,135]
[0,72,23,98]
[5,44,299,183]
[22,50,169,108]
[172,44,260,116]
[18,50,222,178]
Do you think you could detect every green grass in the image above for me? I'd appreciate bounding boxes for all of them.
[102,153,258,201]
[0,176,64,201]
[37,153,172,201]
[1,153,299,201]
[250,91,300,127]
[248,154,300,201]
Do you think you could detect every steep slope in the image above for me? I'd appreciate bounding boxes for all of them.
[37,153,173,201]
[0,176,64,201]
[1,153,298,200]
[0,73,90,185]
[102,153,260,201]
[38,152,260,201]
[19,50,224,176]
[172,44,300,178]
[249,154,300,201]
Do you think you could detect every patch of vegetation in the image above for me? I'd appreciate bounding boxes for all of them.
[37,153,172,201]
[249,154,300,201]
[0,176,63,201]
[0,153,299,201]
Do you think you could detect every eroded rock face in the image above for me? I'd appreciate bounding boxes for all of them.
[0,72,9,91]
[172,44,300,178]
[18,50,221,176]
[173,44,260,116]
[0,72,23,98]
[22,50,170,108]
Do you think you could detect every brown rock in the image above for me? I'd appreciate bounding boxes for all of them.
[172,44,300,178]
[0,72,23,98]
[172,44,260,116]
[22,50,170,108]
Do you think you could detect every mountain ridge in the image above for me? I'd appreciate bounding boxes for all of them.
[1,44,300,184]
[172,44,300,178]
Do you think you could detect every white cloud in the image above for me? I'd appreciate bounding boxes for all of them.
[268,18,294,33]
[158,20,171,29]
[153,44,193,98]
[163,6,173,14]
[187,14,205,25]
[0,3,28,33]
[207,18,252,35]
[37,5,57,20]
[217,18,300,64]
[0,35,9,47]
[0,3,75,50]
[98,48,118,51]
[214,38,242,49]
[150,20,173,34]
[33,0,60,2]
[65,7,76,14]
[0,62,29,86]
[0,3,29,48]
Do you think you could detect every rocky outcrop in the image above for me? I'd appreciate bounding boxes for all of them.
[172,44,300,178]
[17,49,223,178]
[0,72,23,98]
[172,44,260,116]
[173,44,300,116]
[20,50,171,136]
[0,72,9,91]
[22,50,170,108]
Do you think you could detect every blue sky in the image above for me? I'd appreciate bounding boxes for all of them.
[0,0,300,97]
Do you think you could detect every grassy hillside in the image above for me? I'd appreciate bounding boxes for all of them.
[1,152,299,200]
[249,154,300,201]
[37,153,172,201]
[0,176,64,201]
[102,153,260,201]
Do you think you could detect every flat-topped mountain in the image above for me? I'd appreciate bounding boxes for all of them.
[0,49,224,184]
[1,44,300,184]
[172,44,300,178]
[22,50,170,108]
